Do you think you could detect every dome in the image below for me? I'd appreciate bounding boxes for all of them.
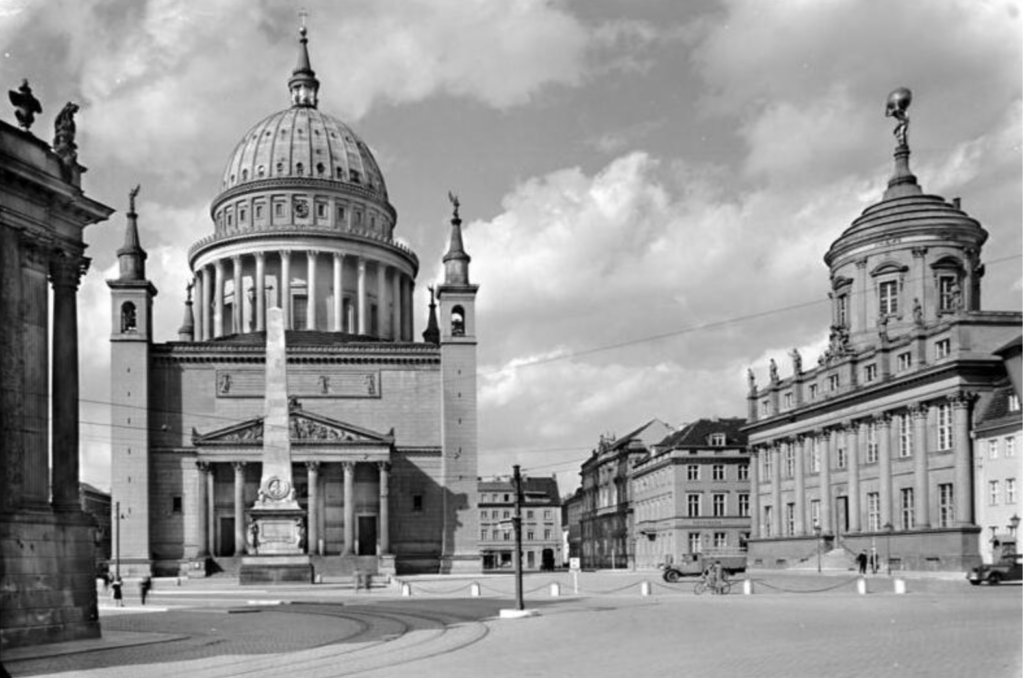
[215,107,389,206]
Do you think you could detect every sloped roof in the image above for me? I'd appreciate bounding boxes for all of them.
[478,476,561,503]
[976,383,1022,431]
[657,417,748,448]
[608,418,674,451]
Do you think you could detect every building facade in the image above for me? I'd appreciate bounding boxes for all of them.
[578,420,674,569]
[1,86,114,648]
[478,476,562,571]
[973,337,1022,563]
[109,26,480,578]
[632,418,750,569]
[81,483,112,569]
[743,92,1022,572]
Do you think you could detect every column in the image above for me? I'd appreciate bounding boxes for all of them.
[196,461,210,557]
[820,430,833,533]
[343,461,355,555]
[911,403,930,528]
[201,265,213,341]
[232,255,243,334]
[333,253,343,332]
[207,464,216,556]
[280,250,292,329]
[877,414,893,529]
[391,268,401,341]
[404,278,414,341]
[849,422,863,532]
[213,259,225,338]
[233,462,246,555]
[357,257,367,335]
[378,462,390,553]
[855,258,868,335]
[770,443,782,537]
[911,247,928,314]
[255,252,266,332]
[306,250,317,330]
[749,447,761,540]
[795,435,807,535]
[307,462,320,555]
[49,252,84,510]
[193,272,204,341]
[952,393,973,525]
[376,263,387,337]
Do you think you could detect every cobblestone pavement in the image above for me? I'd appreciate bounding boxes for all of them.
[4,573,1020,678]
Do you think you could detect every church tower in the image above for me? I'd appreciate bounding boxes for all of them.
[107,186,157,577]
[435,196,481,573]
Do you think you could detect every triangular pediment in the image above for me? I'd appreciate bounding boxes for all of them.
[192,411,393,446]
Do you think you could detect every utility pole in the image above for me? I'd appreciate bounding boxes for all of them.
[513,465,524,611]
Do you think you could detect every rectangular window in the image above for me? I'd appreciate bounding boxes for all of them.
[811,439,821,473]
[989,439,1000,460]
[544,529,552,540]
[938,275,957,312]
[782,392,792,409]
[503,532,511,541]
[713,494,726,517]
[526,531,534,541]
[866,421,879,464]
[480,510,487,521]
[687,494,701,518]
[738,464,749,481]
[503,510,510,519]
[880,280,899,316]
[761,399,771,415]
[837,447,847,469]
[687,465,700,481]
[937,404,953,451]
[712,465,725,481]
[785,503,795,536]
[1007,478,1017,504]
[317,203,327,219]
[688,533,702,554]
[413,494,423,512]
[710,433,727,446]
[938,483,954,528]
[275,202,284,217]
[544,510,552,520]
[481,529,487,541]
[897,352,912,372]
[738,493,750,517]
[810,499,821,529]
[172,496,183,513]
[255,204,264,220]
[762,452,773,478]
[784,446,795,478]
[526,510,534,520]
[900,488,915,530]
[1010,394,1022,412]
[492,530,500,540]
[989,480,1000,505]
[714,532,728,548]
[763,506,773,538]
[828,374,840,392]
[898,414,912,458]
[935,338,951,359]
[837,294,849,327]
[867,492,880,532]
[864,363,878,383]
[1006,437,1016,458]
[809,384,819,400]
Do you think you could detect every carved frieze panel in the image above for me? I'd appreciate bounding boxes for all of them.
[216,370,380,399]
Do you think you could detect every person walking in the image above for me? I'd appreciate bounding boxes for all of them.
[857,550,868,575]
[139,576,151,605]
[111,577,124,607]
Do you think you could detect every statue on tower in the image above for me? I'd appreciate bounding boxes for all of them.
[885,87,912,148]
[8,79,42,131]
[448,191,460,221]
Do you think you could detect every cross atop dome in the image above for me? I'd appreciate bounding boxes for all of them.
[289,15,319,108]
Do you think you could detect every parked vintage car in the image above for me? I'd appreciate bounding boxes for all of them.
[661,551,747,583]
[967,553,1022,585]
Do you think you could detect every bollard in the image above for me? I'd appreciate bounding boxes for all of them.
[550,582,560,597]
[315,573,323,584]
[470,582,481,597]
[893,578,906,595]
[743,578,753,595]
[857,577,867,595]
[401,583,412,597]
[640,581,651,597]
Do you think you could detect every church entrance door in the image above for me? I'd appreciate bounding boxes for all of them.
[357,515,377,556]
[219,517,235,556]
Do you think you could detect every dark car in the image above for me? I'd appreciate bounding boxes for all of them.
[967,553,1022,585]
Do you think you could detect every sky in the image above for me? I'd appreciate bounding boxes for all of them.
[1,0,1021,496]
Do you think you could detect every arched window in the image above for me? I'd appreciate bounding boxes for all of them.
[241,169,248,181]
[451,305,465,336]
[296,162,304,176]
[120,301,137,333]
[316,162,325,176]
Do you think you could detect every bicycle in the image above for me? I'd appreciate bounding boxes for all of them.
[693,575,732,595]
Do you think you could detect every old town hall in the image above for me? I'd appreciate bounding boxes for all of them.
[108,26,480,578]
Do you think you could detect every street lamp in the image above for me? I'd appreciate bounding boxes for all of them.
[883,522,893,576]
[1009,514,1020,540]
[813,521,822,573]
[114,500,121,580]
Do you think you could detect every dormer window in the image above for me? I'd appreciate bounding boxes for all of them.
[709,433,726,447]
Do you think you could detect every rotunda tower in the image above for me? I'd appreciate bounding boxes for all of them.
[187,27,418,341]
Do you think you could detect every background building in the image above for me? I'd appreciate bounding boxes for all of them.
[578,420,674,569]
[108,27,480,578]
[478,476,562,571]
[743,93,1022,572]
[1,84,113,648]
[80,483,112,570]
[632,418,750,569]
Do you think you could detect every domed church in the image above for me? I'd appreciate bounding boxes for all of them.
[108,26,480,577]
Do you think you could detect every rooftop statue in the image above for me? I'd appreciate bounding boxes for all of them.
[448,191,460,221]
[53,101,79,165]
[885,87,912,148]
[129,184,140,213]
[8,79,42,131]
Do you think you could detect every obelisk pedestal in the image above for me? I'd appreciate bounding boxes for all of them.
[239,307,312,584]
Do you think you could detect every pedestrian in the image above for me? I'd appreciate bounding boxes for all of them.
[857,550,868,575]
[139,576,151,605]
[100,570,110,592]
[111,577,124,607]
[871,550,879,574]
